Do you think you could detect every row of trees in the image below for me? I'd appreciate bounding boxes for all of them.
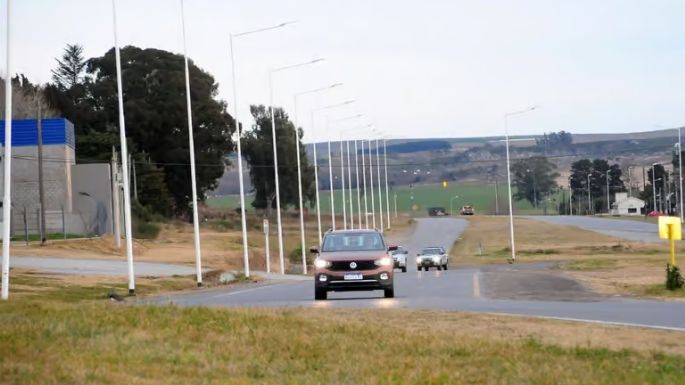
[511,156,627,214]
[3,44,315,218]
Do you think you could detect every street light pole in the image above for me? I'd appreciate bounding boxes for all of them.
[375,138,384,232]
[269,59,324,274]
[180,0,203,287]
[293,84,342,272]
[354,140,362,228]
[450,196,460,215]
[1,0,12,300]
[361,139,369,228]
[652,163,658,212]
[678,127,685,223]
[503,106,537,262]
[606,170,611,214]
[327,114,363,231]
[383,138,391,230]
[568,177,573,216]
[229,20,294,278]
[310,100,355,242]
[112,0,136,295]
[587,173,591,215]
[339,137,347,229]
[346,140,354,229]
[368,139,376,229]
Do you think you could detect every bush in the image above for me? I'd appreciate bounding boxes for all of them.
[666,264,684,290]
[134,221,161,239]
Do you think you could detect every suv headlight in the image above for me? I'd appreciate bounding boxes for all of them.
[432,256,441,262]
[314,258,331,269]
[416,257,422,263]
[374,257,392,266]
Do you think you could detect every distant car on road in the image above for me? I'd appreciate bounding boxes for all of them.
[391,246,408,273]
[310,229,397,300]
[647,210,664,217]
[428,207,448,216]
[416,246,449,271]
[461,205,474,215]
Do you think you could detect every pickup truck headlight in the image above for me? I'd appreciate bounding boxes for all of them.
[375,257,392,266]
[314,258,331,269]
[432,256,441,263]
[416,257,422,263]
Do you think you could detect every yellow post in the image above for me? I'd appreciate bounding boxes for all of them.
[659,217,681,266]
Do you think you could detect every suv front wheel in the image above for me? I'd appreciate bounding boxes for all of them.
[315,289,327,301]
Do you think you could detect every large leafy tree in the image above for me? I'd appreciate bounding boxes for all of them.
[45,45,234,216]
[570,158,625,212]
[242,105,315,212]
[511,156,559,206]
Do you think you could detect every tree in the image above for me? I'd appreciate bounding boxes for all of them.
[51,44,87,90]
[511,156,559,206]
[46,46,234,216]
[242,105,315,212]
[570,158,626,213]
[0,75,58,119]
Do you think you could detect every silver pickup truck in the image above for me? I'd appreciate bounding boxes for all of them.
[416,247,449,271]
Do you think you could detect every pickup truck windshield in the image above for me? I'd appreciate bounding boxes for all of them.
[322,232,385,252]
[421,248,443,255]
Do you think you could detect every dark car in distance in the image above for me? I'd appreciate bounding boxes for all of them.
[310,229,397,300]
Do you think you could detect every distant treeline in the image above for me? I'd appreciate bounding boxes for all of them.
[359,140,451,155]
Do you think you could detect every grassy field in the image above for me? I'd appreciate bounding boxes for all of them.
[208,182,565,215]
[2,274,685,385]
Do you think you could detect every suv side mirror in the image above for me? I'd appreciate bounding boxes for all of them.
[309,246,319,254]
[387,245,398,252]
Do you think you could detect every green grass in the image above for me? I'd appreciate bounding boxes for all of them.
[640,284,685,298]
[2,301,685,384]
[208,182,565,215]
[2,275,685,384]
[565,259,619,271]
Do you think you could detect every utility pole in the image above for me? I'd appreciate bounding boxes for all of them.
[37,102,46,245]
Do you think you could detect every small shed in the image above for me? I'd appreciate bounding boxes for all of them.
[611,192,645,216]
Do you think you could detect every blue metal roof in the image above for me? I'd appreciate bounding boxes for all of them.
[0,118,75,149]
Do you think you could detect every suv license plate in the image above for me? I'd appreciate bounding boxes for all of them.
[344,273,363,280]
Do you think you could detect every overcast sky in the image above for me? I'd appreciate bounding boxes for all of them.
[2,0,685,142]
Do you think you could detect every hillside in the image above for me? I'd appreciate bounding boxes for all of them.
[211,127,680,195]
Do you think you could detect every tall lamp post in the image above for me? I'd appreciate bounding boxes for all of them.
[450,196,460,215]
[606,170,611,214]
[179,0,204,287]
[230,20,294,278]
[568,177,574,216]
[310,101,355,242]
[269,58,324,274]
[587,172,592,215]
[293,84,342,273]
[678,127,684,222]
[504,107,537,262]
[326,114,364,230]
[1,0,12,300]
[383,137,391,229]
[652,163,659,213]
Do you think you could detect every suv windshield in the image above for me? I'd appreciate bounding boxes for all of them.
[421,248,443,255]
[322,232,385,252]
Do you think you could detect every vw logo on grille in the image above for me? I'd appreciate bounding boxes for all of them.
[349,262,357,269]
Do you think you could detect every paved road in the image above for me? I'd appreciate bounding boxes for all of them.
[150,217,685,331]
[6,256,199,276]
[527,215,661,242]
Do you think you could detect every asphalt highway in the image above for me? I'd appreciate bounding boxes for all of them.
[150,218,685,331]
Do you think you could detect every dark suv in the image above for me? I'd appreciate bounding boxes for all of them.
[310,229,397,300]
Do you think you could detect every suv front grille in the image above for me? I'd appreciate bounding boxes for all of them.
[329,260,377,271]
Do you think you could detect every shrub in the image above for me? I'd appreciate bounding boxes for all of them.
[666,264,684,290]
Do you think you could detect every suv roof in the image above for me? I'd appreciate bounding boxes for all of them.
[324,228,382,234]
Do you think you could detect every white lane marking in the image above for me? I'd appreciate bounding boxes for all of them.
[211,285,279,299]
[482,311,685,333]
[472,272,480,298]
